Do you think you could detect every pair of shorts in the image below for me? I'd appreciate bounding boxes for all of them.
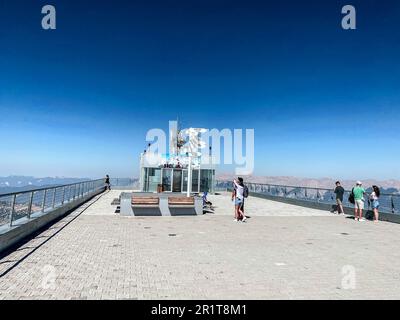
[234,198,243,205]
[336,198,343,205]
[371,200,380,209]
[355,199,364,210]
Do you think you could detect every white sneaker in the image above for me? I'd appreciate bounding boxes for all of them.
[359,218,365,222]
[242,217,247,222]
[233,219,239,222]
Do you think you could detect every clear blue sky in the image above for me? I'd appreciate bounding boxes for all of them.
[0,0,399,180]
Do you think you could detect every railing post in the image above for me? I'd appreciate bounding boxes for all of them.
[391,195,395,214]
[27,191,34,219]
[61,187,66,205]
[52,188,57,208]
[42,189,47,212]
[9,194,16,227]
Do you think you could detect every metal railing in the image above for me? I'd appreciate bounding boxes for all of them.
[109,178,139,190]
[215,181,400,214]
[0,179,106,228]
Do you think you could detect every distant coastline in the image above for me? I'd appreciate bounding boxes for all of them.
[0,176,91,195]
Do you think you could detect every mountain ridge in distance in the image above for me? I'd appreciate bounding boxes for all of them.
[216,174,400,193]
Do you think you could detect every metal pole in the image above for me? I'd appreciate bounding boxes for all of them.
[42,190,47,212]
[61,186,66,205]
[187,154,192,197]
[391,195,395,214]
[9,194,16,227]
[52,188,57,208]
[27,191,34,219]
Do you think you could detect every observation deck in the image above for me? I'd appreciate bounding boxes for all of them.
[1,180,400,299]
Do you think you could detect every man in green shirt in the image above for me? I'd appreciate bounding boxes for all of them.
[353,181,366,221]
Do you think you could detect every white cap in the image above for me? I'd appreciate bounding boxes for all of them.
[356,181,362,185]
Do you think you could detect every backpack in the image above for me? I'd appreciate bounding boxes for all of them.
[243,185,249,198]
[348,188,355,204]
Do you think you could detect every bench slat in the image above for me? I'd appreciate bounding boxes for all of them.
[131,197,159,205]
[168,197,195,205]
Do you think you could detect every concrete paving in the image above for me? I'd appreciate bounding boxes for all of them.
[208,192,331,217]
[1,190,400,300]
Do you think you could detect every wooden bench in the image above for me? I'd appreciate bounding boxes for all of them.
[168,196,195,206]
[131,196,160,207]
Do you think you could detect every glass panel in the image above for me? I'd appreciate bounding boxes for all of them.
[0,195,13,226]
[200,169,213,193]
[144,168,149,191]
[13,193,30,221]
[173,170,182,192]
[182,170,188,192]
[162,169,172,192]
[147,168,161,192]
[191,170,199,193]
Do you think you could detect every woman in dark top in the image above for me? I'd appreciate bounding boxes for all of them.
[369,185,380,222]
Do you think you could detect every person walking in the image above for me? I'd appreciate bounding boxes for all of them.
[105,174,111,191]
[353,181,366,221]
[334,181,345,214]
[369,185,380,222]
[238,177,248,222]
[232,178,245,222]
